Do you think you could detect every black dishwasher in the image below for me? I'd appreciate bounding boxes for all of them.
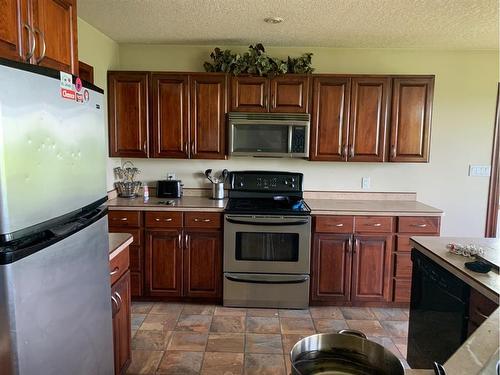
[407,249,470,369]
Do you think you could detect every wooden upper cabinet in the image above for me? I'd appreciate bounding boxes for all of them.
[389,77,434,162]
[348,77,390,162]
[311,233,352,303]
[145,230,183,297]
[151,73,189,158]
[183,230,222,298]
[78,60,94,84]
[351,234,392,302]
[190,73,227,159]
[108,72,149,158]
[30,0,78,74]
[0,0,28,61]
[230,75,269,112]
[310,76,351,161]
[270,75,309,113]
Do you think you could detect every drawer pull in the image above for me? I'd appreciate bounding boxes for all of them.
[194,218,211,223]
[367,223,382,227]
[335,223,344,227]
[411,223,428,228]
[155,218,173,222]
[112,217,128,221]
[110,267,119,276]
[475,310,490,320]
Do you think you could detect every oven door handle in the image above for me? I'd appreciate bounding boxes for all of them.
[225,217,310,226]
[224,273,309,284]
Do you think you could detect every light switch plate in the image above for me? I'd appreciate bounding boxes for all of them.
[469,165,491,177]
[167,172,176,180]
[361,177,371,189]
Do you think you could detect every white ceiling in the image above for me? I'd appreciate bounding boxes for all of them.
[78,0,499,49]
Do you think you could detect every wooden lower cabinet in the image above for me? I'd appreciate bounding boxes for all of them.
[351,235,392,303]
[183,230,222,298]
[145,229,183,297]
[467,289,498,336]
[311,234,352,303]
[112,270,131,375]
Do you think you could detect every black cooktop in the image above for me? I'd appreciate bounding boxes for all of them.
[225,196,311,216]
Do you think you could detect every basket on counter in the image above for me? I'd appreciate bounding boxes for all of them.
[114,181,142,198]
[114,161,142,198]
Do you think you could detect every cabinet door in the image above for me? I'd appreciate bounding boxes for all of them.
[352,235,392,302]
[310,234,352,303]
[190,74,227,159]
[151,73,189,158]
[270,75,309,113]
[310,76,351,161]
[0,0,28,61]
[230,75,269,112]
[108,72,149,158]
[348,77,390,162]
[30,0,78,74]
[145,230,183,297]
[111,271,131,375]
[183,230,222,298]
[389,77,434,162]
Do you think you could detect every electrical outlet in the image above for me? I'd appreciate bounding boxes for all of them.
[469,165,491,177]
[361,177,371,189]
[166,172,176,180]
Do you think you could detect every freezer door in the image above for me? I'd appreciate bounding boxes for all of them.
[0,62,106,237]
[0,215,114,375]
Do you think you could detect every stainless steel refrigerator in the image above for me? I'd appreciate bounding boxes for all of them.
[0,59,114,374]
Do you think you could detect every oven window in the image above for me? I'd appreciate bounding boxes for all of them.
[232,124,288,153]
[235,232,299,262]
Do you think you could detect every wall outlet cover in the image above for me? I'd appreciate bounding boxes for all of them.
[468,165,491,177]
[167,172,176,180]
[361,177,371,189]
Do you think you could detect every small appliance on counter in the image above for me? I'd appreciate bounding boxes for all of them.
[205,169,228,200]
[157,178,183,198]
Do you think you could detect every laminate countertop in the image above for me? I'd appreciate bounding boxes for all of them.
[410,236,500,375]
[109,232,133,260]
[107,196,442,216]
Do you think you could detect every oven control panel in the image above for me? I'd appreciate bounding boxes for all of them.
[230,171,303,192]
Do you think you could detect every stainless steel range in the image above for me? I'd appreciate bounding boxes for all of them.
[223,171,311,309]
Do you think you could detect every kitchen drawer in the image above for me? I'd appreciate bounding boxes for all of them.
[110,246,130,286]
[398,216,440,234]
[393,278,411,303]
[354,216,394,233]
[396,234,438,252]
[108,210,141,228]
[394,253,412,278]
[314,216,354,233]
[129,245,142,272]
[109,228,142,247]
[145,211,183,228]
[184,212,222,229]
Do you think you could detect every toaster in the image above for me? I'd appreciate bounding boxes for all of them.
[157,180,183,198]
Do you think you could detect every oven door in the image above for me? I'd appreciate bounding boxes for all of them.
[223,215,311,274]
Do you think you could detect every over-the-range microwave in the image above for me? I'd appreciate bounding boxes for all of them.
[228,112,310,158]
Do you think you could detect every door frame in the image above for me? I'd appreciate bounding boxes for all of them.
[485,83,500,237]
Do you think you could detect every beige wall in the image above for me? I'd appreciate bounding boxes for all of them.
[116,44,499,237]
[77,18,121,190]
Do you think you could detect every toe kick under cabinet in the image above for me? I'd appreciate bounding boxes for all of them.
[109,210,223,301]
[311,215,440,306]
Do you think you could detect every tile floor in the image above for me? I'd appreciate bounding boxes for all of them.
[128,302,410,375]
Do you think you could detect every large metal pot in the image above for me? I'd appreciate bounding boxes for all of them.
[290,329,405,375]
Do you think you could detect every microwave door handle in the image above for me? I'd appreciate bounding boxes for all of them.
[288,125,293,153]
[225,273,309,284]
[225,217,309,226]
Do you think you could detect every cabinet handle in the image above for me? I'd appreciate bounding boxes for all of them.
[112,217,128,221]
[115,291,123,311]
[348,236,353,253]
[391,145,396,159]
[23,24,36,62]
[353,238,359,254]
[366,223,382,227]
[111,295,118,315]
[143,140,147,152]
[191,141,195,156]
[474,310,490,320]
[178,233,182,247]
[349,145,354,158]
[341,144,347,158]
[155,217,173,222]
[335,223,344,227]
[184,141,188,154]
[411,223,428,228]
[194,218,211,223]
[184,234,189,248]
[33,27,46,64]
[110,267,119,276]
